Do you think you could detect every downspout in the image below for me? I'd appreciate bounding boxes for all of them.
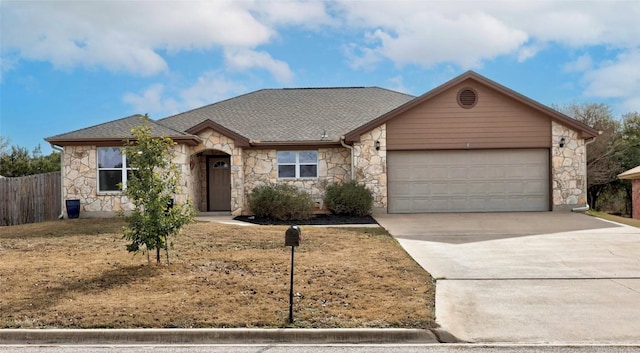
[571,135,598,213]
[340,137,355,181]
[50,144,65,219]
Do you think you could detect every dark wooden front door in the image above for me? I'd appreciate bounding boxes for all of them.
[208,157,231,211]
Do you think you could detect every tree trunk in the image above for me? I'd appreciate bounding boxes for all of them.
[156,247,161,264]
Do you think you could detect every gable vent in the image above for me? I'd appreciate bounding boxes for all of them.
[457,88,478,108]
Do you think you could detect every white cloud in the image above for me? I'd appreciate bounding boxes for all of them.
[582,50,640,113]
[224,48,294,84]
[564,54,593,73]
[122,72,246,117]
[387,75,408,94]
[517,43,546,63]
[122,84,180,116]
[179,72,246,109]
[253,1,333,28]
[0,0,328,80]
[335,1,640,69]
[344,43,382,71]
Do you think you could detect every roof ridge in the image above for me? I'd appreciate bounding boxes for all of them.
[146,118,193,137]
[280,87,366,90]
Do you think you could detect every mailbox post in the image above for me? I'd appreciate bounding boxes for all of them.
[285,225,301,324]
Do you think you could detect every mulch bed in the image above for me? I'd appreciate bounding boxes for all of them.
[233,214,378,226]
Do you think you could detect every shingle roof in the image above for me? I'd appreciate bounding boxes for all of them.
[158,87,415,142]
[46,88,415,146]
[46,114,193,141]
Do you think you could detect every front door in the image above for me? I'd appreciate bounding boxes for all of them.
[208,157,231,211]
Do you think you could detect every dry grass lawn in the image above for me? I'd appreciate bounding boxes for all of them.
[0,219,435,329]
[588,210,640,228]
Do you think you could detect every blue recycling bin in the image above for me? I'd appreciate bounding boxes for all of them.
[65,199,80,219]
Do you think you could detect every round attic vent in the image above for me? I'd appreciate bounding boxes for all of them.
[457,87,478,108]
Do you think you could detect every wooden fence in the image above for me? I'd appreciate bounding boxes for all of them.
[0,172,61,226]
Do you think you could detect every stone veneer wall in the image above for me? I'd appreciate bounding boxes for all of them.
[551,120,588,210]
[353,124,387,210]
[62,144,192,217]
[242,147,351,213]
[193,129,244,215]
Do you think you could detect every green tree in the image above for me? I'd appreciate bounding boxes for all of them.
[0,136,9,156]
[0,143,60,177]
[121,117,195,265]
[555,103,623,209]
[617,112,640,214]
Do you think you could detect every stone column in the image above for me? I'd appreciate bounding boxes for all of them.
[353,124,387,212]
[551,121,587,211]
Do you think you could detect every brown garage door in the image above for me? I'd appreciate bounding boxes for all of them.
[387,149,549,213]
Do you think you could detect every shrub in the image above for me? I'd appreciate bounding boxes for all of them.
[324,181,373,216]
[248,183,314,221]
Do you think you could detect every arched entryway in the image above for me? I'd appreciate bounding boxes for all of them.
[207,155,231,211]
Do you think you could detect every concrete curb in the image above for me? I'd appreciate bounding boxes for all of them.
[0,328,440,345]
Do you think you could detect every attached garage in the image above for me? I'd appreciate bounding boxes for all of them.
[345,71,599,214]
[388,149,549,213]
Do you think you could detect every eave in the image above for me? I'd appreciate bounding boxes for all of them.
[619,166,640,180]
[45,136,202,147]
[247,140,343,149]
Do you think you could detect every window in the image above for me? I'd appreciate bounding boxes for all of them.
[97,147,134,192]
[277,151,317,178]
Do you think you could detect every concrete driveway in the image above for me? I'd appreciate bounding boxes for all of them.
[374,212,640,343]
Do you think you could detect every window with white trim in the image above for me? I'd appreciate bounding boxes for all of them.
[97,147,134,192]
[277,151,318,178]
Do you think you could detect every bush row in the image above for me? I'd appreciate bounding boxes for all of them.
[248,181,373,220]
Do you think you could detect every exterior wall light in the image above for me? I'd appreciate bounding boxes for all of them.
[559,137,566,148]
[375,140,381,151]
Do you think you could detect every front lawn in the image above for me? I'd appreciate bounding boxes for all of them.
[0,219,435,329]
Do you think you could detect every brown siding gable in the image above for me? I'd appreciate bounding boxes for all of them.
[344,71,600,143]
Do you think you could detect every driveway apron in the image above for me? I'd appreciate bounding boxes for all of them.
[374,212,640,343]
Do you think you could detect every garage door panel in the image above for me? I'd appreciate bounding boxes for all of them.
[486,182,505,193]
[388,149,549,213]
[412,182,430,194]
[394,166,411,179]
[390,182,411,196]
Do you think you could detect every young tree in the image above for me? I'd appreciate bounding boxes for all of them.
[121,117,195,264]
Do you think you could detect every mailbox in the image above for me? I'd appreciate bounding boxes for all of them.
[285,225,301,247]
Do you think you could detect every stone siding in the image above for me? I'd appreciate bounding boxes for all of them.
[551,120,588,210]
[243,147,351,213]
[192,128,244,215]
[353,124,387,210]
[62,144,191,217]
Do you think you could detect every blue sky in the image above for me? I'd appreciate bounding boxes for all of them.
[1,0,639,154]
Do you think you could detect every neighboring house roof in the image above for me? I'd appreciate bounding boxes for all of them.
[344,71,600,142]
[618,166,640,180]
[158,87,415,143]
[45,115,201,146]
